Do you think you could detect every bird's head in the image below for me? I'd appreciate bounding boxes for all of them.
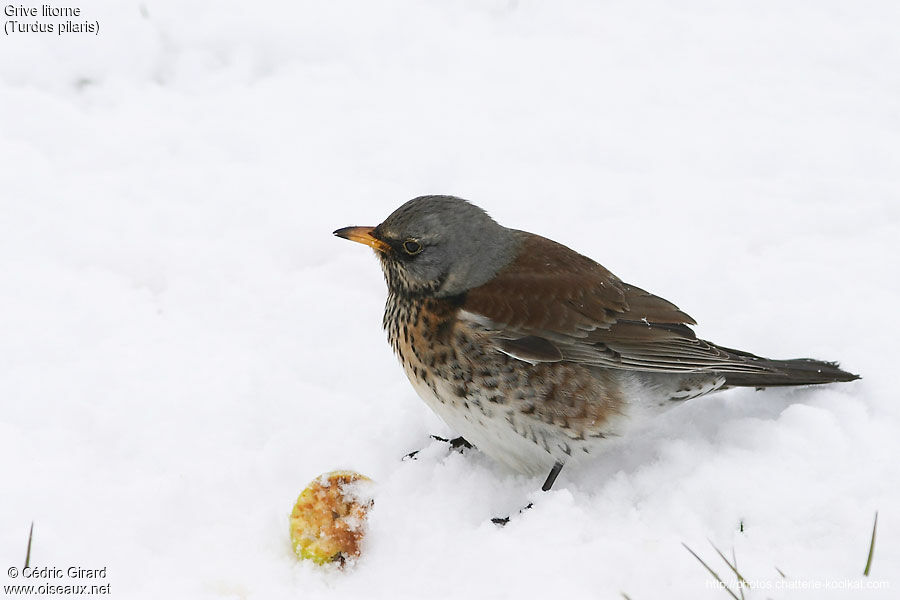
[334,195,518,297]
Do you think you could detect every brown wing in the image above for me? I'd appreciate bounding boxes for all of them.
[462,232,766,373]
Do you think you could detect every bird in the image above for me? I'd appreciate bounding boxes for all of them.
[334,195,858,491]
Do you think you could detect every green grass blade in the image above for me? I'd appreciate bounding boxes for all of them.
[707,539,751,594]
[731,547,745,600]
[682,543,740,600]
[864,511,877,577]
[24,522,34,569]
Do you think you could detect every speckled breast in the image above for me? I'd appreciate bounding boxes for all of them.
[383,292,627,475]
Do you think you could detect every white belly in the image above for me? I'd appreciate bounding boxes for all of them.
[405,368,581,476]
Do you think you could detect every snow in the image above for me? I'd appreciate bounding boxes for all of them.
[1,1,898,598]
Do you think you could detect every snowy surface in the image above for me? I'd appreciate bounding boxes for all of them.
[2,1,898,598]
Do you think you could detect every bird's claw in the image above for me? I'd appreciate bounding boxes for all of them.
[492,462,563,526]
[432,435,473,452]
[492,502,534,527]
[402,435,474,461]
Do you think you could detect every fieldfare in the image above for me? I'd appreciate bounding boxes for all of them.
[335,196,858,491]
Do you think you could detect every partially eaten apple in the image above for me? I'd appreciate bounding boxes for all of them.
[289,471,374,566]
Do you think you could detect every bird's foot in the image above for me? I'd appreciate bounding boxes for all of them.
[491,502,534,527]
[491,462,564,526]
[402,435,473,461]
[432,435,473,452]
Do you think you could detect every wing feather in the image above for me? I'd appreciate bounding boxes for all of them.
[461,232,769,374]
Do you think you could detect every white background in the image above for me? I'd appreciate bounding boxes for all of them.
[1,1,898,598]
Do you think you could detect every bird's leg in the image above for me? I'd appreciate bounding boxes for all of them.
[541,461,564,491]
[402,435,473,461]
[492,461,565,526]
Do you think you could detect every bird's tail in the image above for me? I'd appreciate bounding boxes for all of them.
[715,344,860,388]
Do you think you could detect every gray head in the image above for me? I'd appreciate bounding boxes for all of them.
[334,195,518,297]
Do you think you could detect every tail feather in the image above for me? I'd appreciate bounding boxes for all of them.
[714,344,860,388]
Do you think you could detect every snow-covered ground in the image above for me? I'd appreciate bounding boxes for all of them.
[2,1,898,598]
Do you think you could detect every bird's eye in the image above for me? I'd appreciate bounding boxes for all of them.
[403,239,423,255]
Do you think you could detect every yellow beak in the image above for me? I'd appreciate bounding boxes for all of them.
[333,226,390,253]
